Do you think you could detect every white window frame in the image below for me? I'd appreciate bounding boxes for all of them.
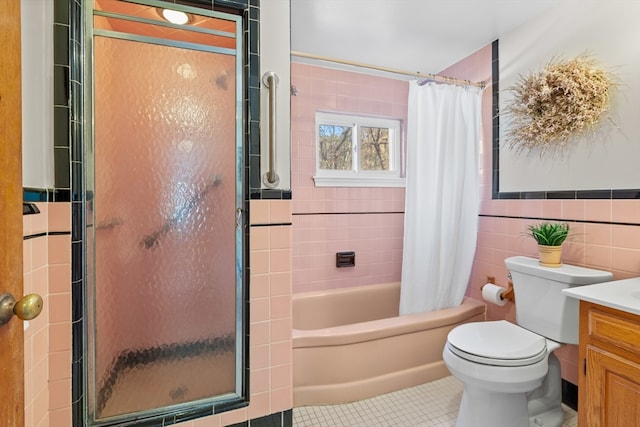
[313,112,405,187]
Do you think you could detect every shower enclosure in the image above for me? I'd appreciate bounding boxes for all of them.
[84,1,246,424]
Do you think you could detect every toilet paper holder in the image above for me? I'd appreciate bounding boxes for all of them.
[482,276,515,303]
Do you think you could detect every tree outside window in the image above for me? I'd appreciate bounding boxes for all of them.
[314,112,404,187]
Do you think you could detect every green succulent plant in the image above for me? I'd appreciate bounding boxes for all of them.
[527,222,570,246]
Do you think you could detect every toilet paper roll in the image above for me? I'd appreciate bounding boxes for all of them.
[482,283,507,306]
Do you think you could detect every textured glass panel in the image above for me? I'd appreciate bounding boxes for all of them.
[94,0,237,39]
[93,15,237,50]
[318,124,352,170]
[92,32,237,420]
[360,126,389,171]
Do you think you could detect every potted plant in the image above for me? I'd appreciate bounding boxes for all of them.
[527,222,570,267]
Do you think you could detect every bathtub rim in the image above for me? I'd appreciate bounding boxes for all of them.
[293,296,486,348]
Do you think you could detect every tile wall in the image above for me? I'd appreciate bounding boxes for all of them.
[290,63,408,293]
[23,201,73,427]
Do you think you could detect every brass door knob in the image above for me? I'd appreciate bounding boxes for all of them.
[0,293,43,326]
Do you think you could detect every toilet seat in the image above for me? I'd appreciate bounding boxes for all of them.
[447,320,547,367]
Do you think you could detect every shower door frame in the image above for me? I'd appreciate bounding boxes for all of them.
[80,1,249,425]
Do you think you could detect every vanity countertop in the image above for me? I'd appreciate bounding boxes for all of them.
[563,277,640,316]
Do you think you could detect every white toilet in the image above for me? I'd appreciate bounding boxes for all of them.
[443,256,613,427]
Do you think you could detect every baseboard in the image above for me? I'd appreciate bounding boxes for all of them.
[561,379,578,411]
[228,410,293,427]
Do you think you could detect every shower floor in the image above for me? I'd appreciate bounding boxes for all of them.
[98,351,235,419]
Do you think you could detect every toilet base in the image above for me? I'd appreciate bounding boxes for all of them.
[453,387,564,427]
[526,352,565,427]
[453,353,565,427]
[527,406,564,427]
[455,385,529,427]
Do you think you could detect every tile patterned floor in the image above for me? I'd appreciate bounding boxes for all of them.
[293,376,578,427]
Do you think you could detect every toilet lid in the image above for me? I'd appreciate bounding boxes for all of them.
[447,320,547,367]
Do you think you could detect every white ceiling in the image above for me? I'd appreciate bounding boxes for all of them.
[290,0,560,75]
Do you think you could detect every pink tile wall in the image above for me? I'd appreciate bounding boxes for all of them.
[293,213,404,293]
[46,203,72,426]
[247,200,293,420]
[23,202,72,427]
[290,63,408,293]
[23,203,50,427]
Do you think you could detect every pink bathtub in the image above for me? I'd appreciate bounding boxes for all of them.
[292,282,485,406]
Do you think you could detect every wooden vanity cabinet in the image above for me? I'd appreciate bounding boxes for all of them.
[578,301,640,426]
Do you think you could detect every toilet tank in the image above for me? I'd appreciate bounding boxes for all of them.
[504,256,613,344]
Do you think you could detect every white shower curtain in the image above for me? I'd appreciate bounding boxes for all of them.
[399,82,482,315]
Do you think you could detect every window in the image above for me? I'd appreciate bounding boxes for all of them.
[314,112,404,187]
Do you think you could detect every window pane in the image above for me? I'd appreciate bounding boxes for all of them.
[360,127,389,171]
[319,124,353,170]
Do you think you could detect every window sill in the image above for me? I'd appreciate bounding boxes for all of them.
[313,176,406,188]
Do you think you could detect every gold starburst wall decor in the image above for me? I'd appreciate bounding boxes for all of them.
[503,54,618,155]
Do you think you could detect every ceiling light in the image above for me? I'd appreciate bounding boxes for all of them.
[161,9,190,25]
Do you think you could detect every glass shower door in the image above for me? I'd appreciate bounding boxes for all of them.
[86,1,244,424]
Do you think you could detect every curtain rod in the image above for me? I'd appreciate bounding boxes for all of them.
[291,51,485,89]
